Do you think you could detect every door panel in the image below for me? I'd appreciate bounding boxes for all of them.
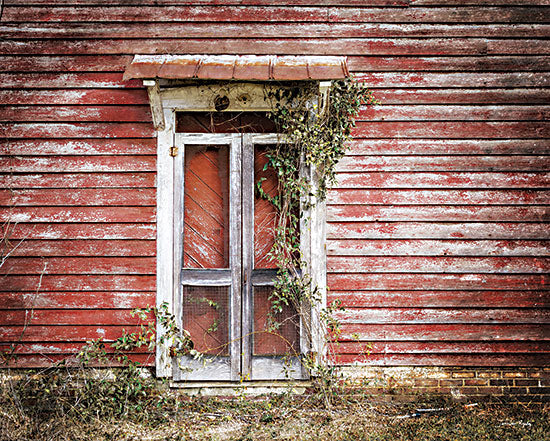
[174,132,307,382]
[173,134,241,382]
[183,144,230,269]
[254,144,278,269]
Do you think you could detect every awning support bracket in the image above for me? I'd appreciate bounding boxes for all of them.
[143,79,165,131]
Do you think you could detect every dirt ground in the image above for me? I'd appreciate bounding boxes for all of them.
[1,388,548,441]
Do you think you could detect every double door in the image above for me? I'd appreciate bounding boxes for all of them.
[172,133,307,381]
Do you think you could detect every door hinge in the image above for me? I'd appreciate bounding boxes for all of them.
[169,146,178,157]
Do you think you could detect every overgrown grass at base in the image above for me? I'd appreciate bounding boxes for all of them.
[1,368,548,441]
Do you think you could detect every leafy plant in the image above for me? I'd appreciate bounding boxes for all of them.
[258,77,378,398]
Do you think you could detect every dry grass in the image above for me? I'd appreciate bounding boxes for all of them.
[1,370,548,441]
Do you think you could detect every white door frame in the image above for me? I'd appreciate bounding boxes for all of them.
[153,82,327,379]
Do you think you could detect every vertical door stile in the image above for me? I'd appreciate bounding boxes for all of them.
[230,134,243,381]
[299,159,313,379]
[172,134,185,380]
[241,133,254,380]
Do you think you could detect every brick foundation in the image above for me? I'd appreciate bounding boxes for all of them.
[340,366,550,403]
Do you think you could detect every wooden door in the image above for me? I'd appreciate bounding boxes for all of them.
[172,132,307,382]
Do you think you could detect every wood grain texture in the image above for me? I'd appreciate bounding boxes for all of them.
[327,222,550,240]
[1,1,548,369]
[3,38,547,56]
[328,291,549,308]
[3,23,548,39]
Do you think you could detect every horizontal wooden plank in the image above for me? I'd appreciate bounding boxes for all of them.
[330,7,550,22]
[4,223,155,240]
[347,139,550,155]
[0,188,156,206]
[0,275,156,291]
[4,156,156,173]
[1,139,156,155]
[0,89,149,105]
[3,6,548,23]
[0,325,151,342]
[0,353,154,368]
[359,72,550,88]
[0,73,141,89]
[0,105,151,122]
[3,22,548,39]
[0,173,156,189]
[335,172,550,189]
[0,55,131,72]
[0,257,156,275]
[327,222,550,240]
[0,342,151,355]
[334,341,550,355]
[328,256,550,273]
[331,353,550,367]
[413,0,550,5]
[4,38,548,56]
[10,0,548,5]
[327,205,550,222]
[328,290,549,308]
[0,207,156,223]
[349,56,550,72]
[0,291,155,309]
[5,105,550,124]
[336,156,550,172]
[327,239,550,256]
[358,105,550,121]
[7,240,155,257]
[338,324,550,341]
[372,88,550,105]
[328,189,550,205]
[0,123,155,139]
[352,122,550,139]
[328,273,549,290]
[0,309,153,326]
[3,0,410,5]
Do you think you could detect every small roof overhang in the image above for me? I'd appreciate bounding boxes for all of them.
[123,54,349,81]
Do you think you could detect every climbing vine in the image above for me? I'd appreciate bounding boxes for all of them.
[259,77,378,376]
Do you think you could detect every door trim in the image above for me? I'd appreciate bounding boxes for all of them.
[155,88,327,380]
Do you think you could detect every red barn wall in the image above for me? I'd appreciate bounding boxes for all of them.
[0,1,548,368]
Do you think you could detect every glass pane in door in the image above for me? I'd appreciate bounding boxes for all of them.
[183,144,230,268]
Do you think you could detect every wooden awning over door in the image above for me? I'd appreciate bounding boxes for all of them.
[123,54,349,81]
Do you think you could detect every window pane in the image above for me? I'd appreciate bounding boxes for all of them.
[183,144,230,268]
[182,286,230,356]
[254,144,278,269]
[253,286,300,356]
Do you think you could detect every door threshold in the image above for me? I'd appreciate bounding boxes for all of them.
[169,380,312,396]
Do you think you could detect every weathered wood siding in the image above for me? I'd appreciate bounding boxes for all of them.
[1,0,548,367]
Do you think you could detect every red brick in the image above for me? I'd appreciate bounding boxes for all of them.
[528,387,550,395]
[460,386,503,395]
[490,379,514,387]
[514,379,540,387]
[477,372,501,379]
[505,387,529,395]
[414,379,439,387]
[464,379,489,386]
[440,379,464,387]
[452,372,475,379]
[504,372,526,378]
